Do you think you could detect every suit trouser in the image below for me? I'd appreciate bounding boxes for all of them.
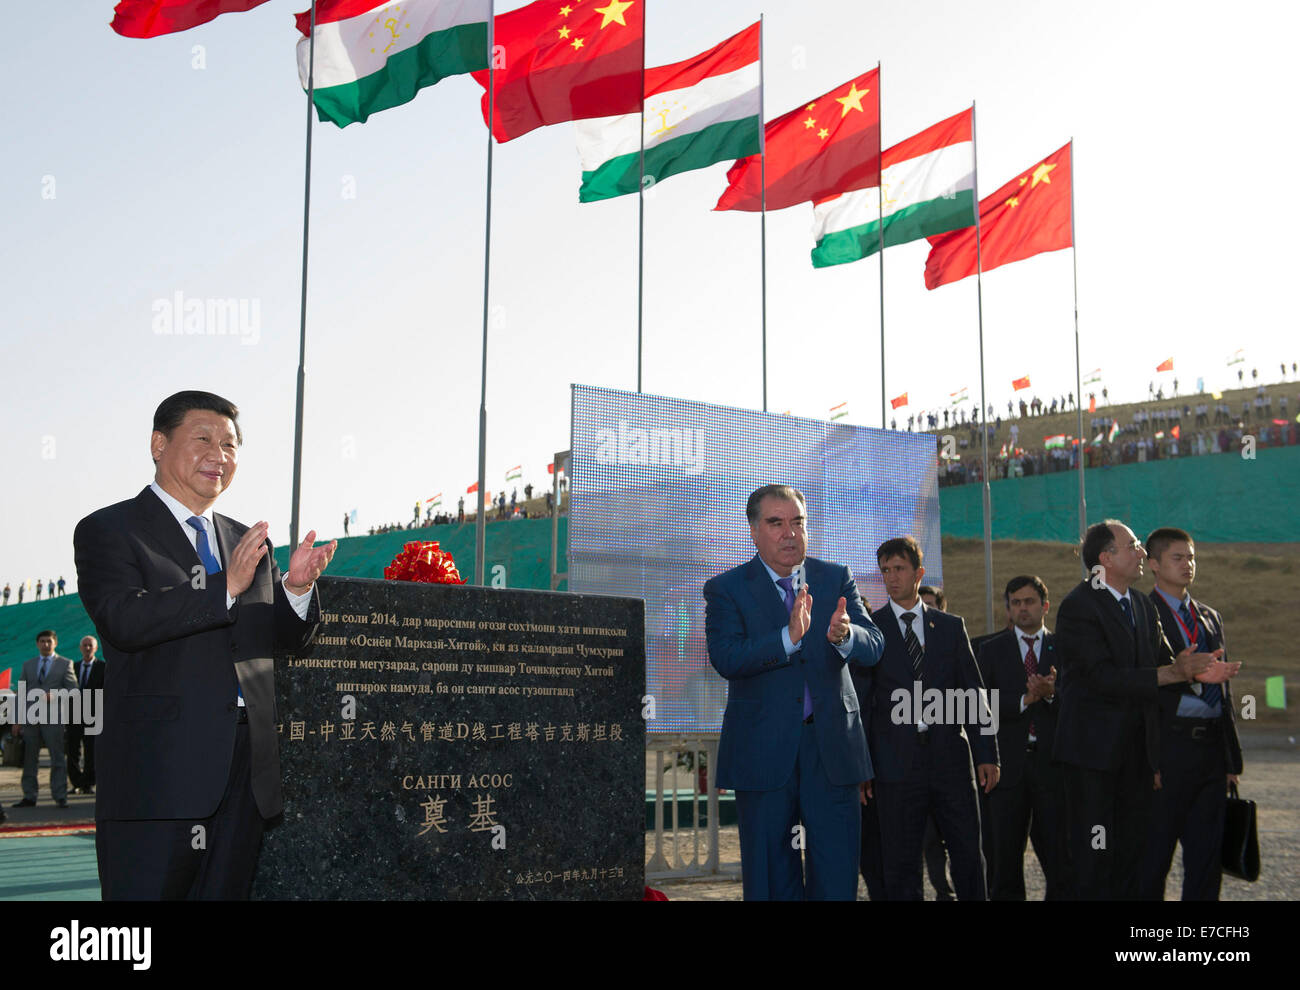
[1140,722,1228,901]
[875,735,987,901]
[988,744,1067,900]
[859,791,886,900]
[97,721,265,900]
[66,725,95,790]
[734,719,861,901]
[1063,731,1152,900]
[21,722,69,802]
[922,815,955,900]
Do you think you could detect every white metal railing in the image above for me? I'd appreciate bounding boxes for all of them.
[645,735,736,880]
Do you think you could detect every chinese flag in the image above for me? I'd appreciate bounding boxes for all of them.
[890,393,908,410]
[715,68,880,212]
[1089,394,1097,413]
[1171,424,1181,439]
[467,482,479,494]
[924,142,1072,289]
[1156,357,1174,372]
[111,0,271,38]
[473,0,644,142]
[1012,376,1031,391]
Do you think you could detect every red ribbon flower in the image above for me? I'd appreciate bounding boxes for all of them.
[383,542,466,585]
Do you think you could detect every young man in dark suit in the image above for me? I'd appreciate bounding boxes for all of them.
[74,391,336,899]
[1053,520,1215,900]
[977,575,1068,899]
[12,630,78,808]
[1141,527,1243,900]
[864,537,999,900]
[705,485,885,900]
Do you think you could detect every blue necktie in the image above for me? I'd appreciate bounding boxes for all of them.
[37,658,49,685]
[1180,601,1221,709]
[187,516,221,575]
[777,576,814,720]
[1119,596,1134,628]
[187,516,241,702]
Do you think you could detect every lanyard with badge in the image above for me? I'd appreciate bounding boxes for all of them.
[1170,601,1201,649]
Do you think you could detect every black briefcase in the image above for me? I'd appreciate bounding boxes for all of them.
[1222,783,1260,882]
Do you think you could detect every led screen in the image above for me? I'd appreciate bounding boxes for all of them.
[569,384,941,735]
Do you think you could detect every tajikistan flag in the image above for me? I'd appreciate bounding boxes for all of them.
[811,107,974,268]
[576,22,760,203]
[295,0,490,128]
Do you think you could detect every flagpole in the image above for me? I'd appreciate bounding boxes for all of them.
[636,8,646,392]
[876,61,886,430]
[759,14,768,411]
[475,3,496,586]
[1071,137,1087,557]
[289,0,317,551]
[971,100,994,634]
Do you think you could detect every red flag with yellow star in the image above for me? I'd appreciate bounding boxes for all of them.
[714,68,880,212]
[472,0,643,142]
[924,142,1072,289]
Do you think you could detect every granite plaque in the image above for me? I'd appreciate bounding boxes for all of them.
[252,575,646,900]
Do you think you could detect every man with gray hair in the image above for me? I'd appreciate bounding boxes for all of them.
[1053,520,1214,899]
[66,635,105,795]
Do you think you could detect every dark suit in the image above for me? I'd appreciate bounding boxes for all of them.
[977,628,1068,899]
[66,657,106,791]
[1142,591,1242,900]
[1053,580,1171,899]
[860,603,998,900]
[19,653,78,803]
[705,554,884,899]
[74,486,319,899]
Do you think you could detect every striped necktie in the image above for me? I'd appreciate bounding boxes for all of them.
[902,612,924,676]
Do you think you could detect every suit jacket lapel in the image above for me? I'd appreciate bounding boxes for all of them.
[745,555,790,632]
[1189,598,1218,649]
[135,486,203,571]
[874,607,908,675]
[1132,591,1149,664]
[212,513,240,571]
[1094,585,1137,664]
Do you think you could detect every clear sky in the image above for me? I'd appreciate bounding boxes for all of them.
[3,0,1297,595]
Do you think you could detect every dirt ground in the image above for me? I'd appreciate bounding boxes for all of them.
[939,536,1297,731]
[646,731,1299,901]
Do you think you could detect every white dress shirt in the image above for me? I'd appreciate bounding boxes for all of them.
[150,482,313,619]
[1014,626,1053,737]
[757,556,853,659]
[888,597,927,730]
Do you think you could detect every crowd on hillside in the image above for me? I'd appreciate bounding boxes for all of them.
[351,483,566,537]
[1,577,67,607]
[938,383,1300,487]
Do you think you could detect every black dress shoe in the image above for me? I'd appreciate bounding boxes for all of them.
[12,799,36,808]
[56,799,68,808]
